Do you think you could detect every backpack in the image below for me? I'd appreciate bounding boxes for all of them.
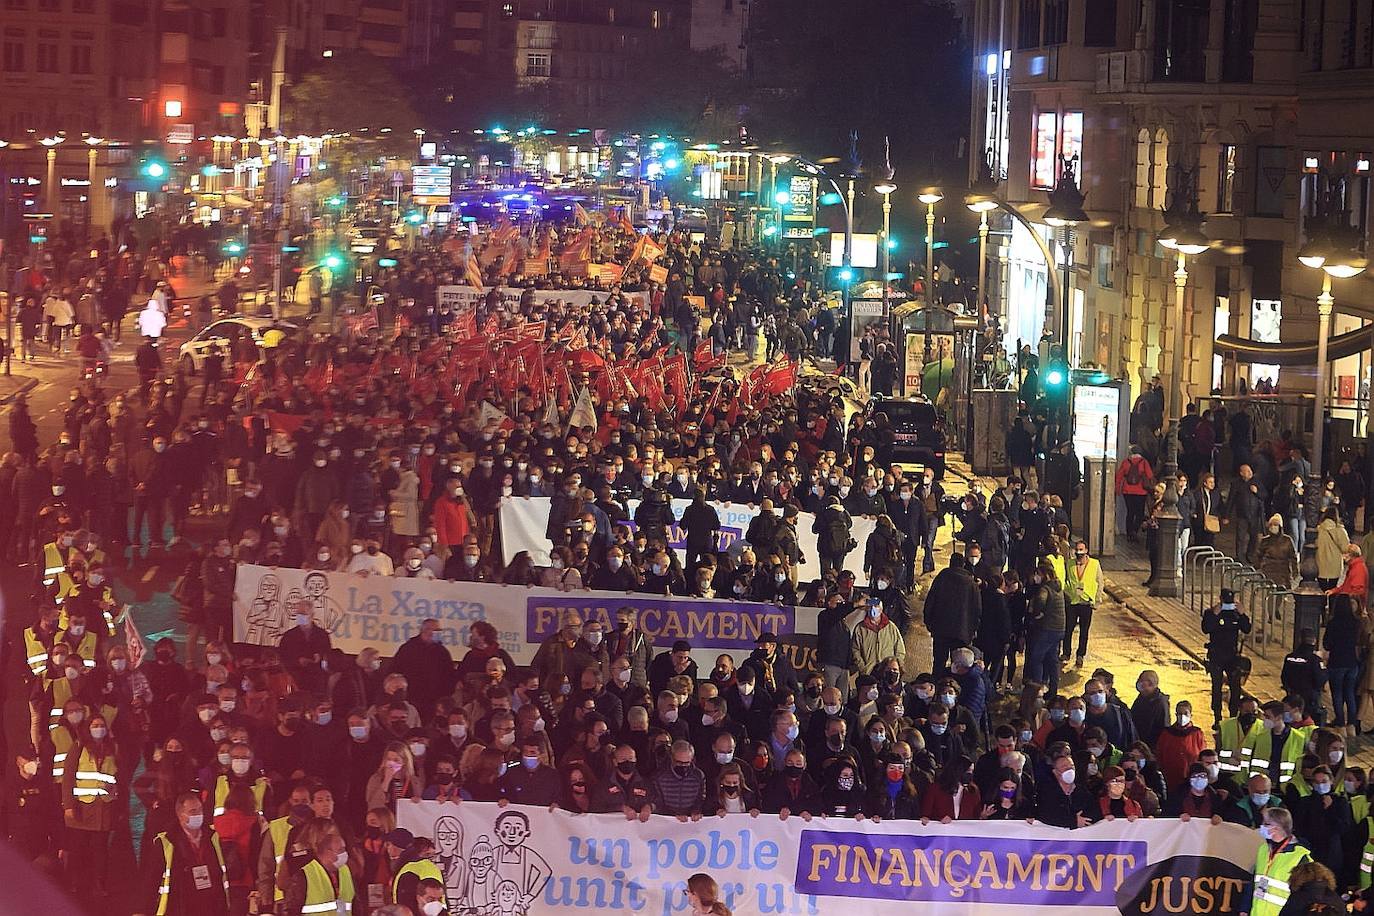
[1123,458,1145,487]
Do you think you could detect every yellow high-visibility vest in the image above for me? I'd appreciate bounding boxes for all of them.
[1243,728,1307,785]
[1217,716,1263,774]
[210,773,267,816]
[71,746,117,803]
[57,627,98,668]
[152,829,228,916]
[42,542,66,585]
[391,858,441,903]
[23,627,52,677]
[1251,840,1310,916]
[50,723,79,780]
[302,859,355,915]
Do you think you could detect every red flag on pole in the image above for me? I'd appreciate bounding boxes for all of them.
[123,607,146,669]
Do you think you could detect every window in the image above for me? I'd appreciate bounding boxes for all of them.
[1043,0,1068,44]
[1060,111,1084,175]
[526,52,550,76]
[1094,243,1115,288]
[1017,0,1040,48]
[1221,0,1257,80]
[70,43,92,74]
[1153,0,1209,81]
[36,40,58,72]
[1,36,24,72]
[1216,144,1236,212]
[501,2,514,17]
[1031,111,1057,189]
[1084,0,1118,45]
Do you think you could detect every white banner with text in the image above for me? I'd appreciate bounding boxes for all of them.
[396,800,1261,916]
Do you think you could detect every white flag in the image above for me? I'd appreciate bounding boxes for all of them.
[567,386,597,432]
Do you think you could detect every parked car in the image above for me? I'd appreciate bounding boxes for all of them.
[178,317,300,373]
[868,394,947,478]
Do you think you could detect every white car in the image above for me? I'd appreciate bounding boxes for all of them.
[178,317,299,373]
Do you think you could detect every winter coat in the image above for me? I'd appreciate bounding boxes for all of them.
[1317,518,1350,580]
[388,470,421,537]
[850,618,906,677]
[922,566,981,643]
[1255,532,1299,588]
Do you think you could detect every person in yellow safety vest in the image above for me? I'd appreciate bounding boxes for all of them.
[1061,539,1101,668]
[284,833,354,916]
[32,643,78,746]
[40,529,76,588]
[61,716,119,900]
[22,605,62,679]
[392,840,442,915]
[255,783,313,906]
[1216,696,1263,777]
[208,745,269,817]
[1244,700,1308,788]
[136,792,230,916]
[60,562,118,636]
[57,610,99,669]
[69,529,107,579]
[48,698,88,782]
[51,558,87,611]
[1283,754,1320,807]
[1348,768,1369,823]
[1249,807,1311,916]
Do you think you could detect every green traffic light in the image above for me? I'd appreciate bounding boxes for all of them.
[327,196,344,207]
[223,241,244,255]
[838,268,854,282]
[1046,369,1065,386]
[886,238,898,250]
[378,258,398,268]
[323,253,344,269]
[142,160,167,179]
[774,191,791,206]
[819,192,842,205]
[406,211,424,224]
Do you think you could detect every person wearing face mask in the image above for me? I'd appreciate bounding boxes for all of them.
[1164,761,1225,821]
[62,714,120,899]
[1288,765,1354,873]
[922,553,982,673]
[130,435,174,550]
[293,452,343,552]
[1033,752,1098,828]
[209,745,268,818]
[849,599,906,683]
[1152,700,1205,789]
[760,748,821,819]
[497,738,560,806]
[392,618,456,720]
[282,832,355,916]
[1203,589,1253,727]
[142,792,231,916]
[648,739,706,820]
[1243,700,1310,792]
[12,746,61,861]
[277,606,333,696]
[1223,773,1282,828]
[1251,808,1313,916]
[819,759,870,819]
[919,754,981,823]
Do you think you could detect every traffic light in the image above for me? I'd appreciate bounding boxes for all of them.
[378,257,398,268]
[326,196,344,208]
[141,159,168,179]
[322,252,345,270]
[222,239,245,256]
[405,211,424,225]
[886,237,898,250]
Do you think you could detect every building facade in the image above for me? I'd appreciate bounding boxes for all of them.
[966,0,1357,413]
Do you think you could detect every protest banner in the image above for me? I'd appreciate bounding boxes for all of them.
[232,565,816,668]
[499,496,878,584]
[396,801,1260,916]
[437,285,650,312]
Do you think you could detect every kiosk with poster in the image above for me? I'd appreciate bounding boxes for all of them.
[1070,373,1132,556]
[897,304,960,408]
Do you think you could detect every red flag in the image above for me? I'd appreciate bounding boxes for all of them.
[573,202,591,226]
[618,208,636,235]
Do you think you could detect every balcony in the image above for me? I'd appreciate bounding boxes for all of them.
[1095,50,1146,92]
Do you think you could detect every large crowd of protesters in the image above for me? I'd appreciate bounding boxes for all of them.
[2,210,1366,916]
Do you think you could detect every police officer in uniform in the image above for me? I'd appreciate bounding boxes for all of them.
[1202,588,1251,725]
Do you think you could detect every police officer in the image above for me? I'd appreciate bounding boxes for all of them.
[1281,628,1327,728]
[1201,588,1251,725]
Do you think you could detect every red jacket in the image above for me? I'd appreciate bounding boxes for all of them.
[1098,794,1143,819]
[212,809,259,887]
[1115,455,1155,496]
[1155,724,1207,789]
[1332,557,1368,605]
[432,494,472,547]
[920,783,983,821]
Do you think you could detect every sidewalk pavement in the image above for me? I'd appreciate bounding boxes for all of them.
[939,454,1374,761]
[0,372,39,405]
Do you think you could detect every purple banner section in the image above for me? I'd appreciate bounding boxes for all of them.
[526,595,794,649]
[795,829,1148,906]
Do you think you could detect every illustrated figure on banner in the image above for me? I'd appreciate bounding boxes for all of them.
[244,572,285,642]
[431,809,551,915]
[284,571,345,633]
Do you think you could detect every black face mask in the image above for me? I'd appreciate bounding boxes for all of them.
[721,784,740,796]
[784,764,805,778]
[616,760,637,776]
[433,772,454,785]
[673,763,692,778]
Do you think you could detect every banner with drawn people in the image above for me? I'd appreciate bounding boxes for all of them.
[396,801,1262,916]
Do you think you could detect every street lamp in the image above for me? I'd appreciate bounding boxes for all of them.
[917,186,943,306]
[1043,155,1088,353]
[874,169,898,351]
[1149,182,1209,598]
[966,150,1001,319]
[1296,222,1366,588]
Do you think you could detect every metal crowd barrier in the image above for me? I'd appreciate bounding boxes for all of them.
[1183,544,1294,661]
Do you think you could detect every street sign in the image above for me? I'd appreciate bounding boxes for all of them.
[411,165,453,205]
[167,123,194,145]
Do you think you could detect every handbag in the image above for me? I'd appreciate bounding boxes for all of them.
[1204,514,1221,534]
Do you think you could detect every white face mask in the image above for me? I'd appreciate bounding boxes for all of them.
[112,659,128,673]
[185,814,204,830]
[616,669,632,684]
[231,758,252,775]
[422,901,445,916]
[335,851,348,869]
[449,724,467,739]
